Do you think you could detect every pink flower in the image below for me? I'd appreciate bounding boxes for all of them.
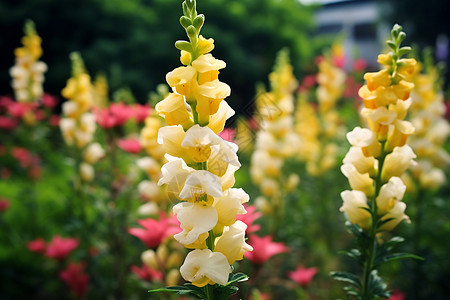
[301,75,317,89]
[128,213,181,249]
[218,128,235,142]
[131,264,163,282]
[0,197,10,212]
[332,55,346,69]
[109,103,134,126]
[117,138,142,154]
[0,116,18,130]
[388,290,405,300]
[236,205,261,234]
[45,235,79,261]
[133,104,151,123]
[7,102,35,118]
[27,238,47,253]
[353,58,367,72]
[94,107,117,129]
[0,96,14,109]
[59,262,89,299]
[288,265,318,287]
[11,147,34,168]
[244,235,289,264]
[40,93,59,108]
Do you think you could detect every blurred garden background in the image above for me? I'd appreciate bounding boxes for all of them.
[1,0,450,299]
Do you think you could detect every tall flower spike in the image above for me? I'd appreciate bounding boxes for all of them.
[249,49,300,227]
[151,1,251,299]
[333,24,421,299]
[10,20,47,103]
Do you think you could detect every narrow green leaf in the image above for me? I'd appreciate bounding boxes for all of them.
[330,271,362,288]
[386,40,396,50]
[374,252,423,267]
[226,272,249,285]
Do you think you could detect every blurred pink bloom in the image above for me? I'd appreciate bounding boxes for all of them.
[27,238,47,253]
[109,102,134,126]
[7,102,35,118]
[388,290,405,300]
[59,262,89,299]
[0,197,10,212]
[49,115,61,127]
[45,235,79,261]
[117,138,142,154]
[288,265,318,287]
[133,104,151,123]
[353,58,367,72]
[94,107,117,129]
[11,147,34,168]
[218,128,235,142]
[131,264,163,282]
[0,116,18,130]
[128,213,181,249]
[0,96,14,109]
[301,75,317,89]
[332,55,346,69]
[236,205,261,234]
[244,235,289,264]
[41,93,59,108]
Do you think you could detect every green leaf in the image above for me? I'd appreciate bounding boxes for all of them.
[339,249,364,265]
[345,221,364,238]
[193,14,204,30]
[180,16,192,28]
[368,270,389,298]
[226,272,249,285]
[175,40,192,52]
[330,271,362,288]
[374,252,423,267]
[149,284,206,298]
[386,40,396,50]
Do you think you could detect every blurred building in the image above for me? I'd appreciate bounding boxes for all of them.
[311,0,389,70]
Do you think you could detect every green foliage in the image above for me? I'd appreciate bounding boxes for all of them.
[149,272,249,300]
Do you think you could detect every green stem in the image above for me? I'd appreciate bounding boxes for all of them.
[205,284,214,300]
[361,141,387,299]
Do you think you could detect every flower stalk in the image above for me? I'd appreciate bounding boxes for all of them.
[333,24,422,299]
[150,1,252,298]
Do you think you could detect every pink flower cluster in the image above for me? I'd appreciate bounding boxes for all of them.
[128,213,181,249]
[94,103,150,129]
[0,94,59,130]
[27,235,79,261]
[0,146,42,180]
[27,235,88,298]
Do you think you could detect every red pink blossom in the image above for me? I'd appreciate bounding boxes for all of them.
[244,235,289,264]
[27,237,47,253]
[236,204,261,234]
[59,262,89,299]
[117,138,142,154]
[131,264,163,282]
[0,197,10,212]
[288,265,318,287]
[45,235,79,260]
[128,213,180,249]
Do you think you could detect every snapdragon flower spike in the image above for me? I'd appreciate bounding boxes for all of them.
[334,25,421,299]
[152,0,251,296]
[10,20,47,103]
